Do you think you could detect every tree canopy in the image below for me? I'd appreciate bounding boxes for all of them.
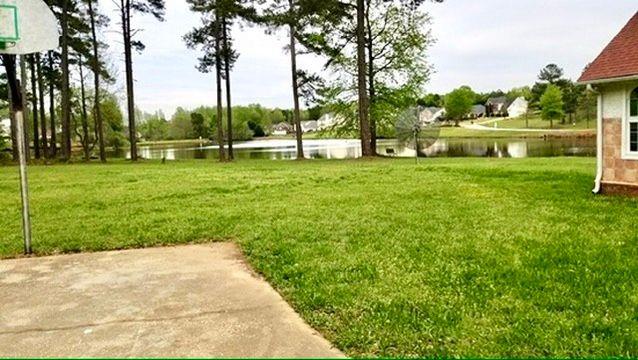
[540,84,564,127]
[444,86,475,126]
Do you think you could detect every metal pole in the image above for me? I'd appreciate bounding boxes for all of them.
[15,108,32,255]
[4,55,33,255]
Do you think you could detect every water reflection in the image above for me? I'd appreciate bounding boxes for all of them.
[108,137,596,160]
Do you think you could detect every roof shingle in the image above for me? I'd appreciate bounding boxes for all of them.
[579,11,638,83]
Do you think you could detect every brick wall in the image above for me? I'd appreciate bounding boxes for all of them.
[602,118,638,185]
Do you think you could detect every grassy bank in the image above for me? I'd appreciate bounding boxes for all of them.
[0,158,636,357]
[481,115,596,130]
[132,124,595,147]
[439,126,594,138]
[137,138,211,146]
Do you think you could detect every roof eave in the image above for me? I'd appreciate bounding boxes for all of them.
[578,73,638,85]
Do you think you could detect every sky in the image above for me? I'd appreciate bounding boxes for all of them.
[101,0,637,117]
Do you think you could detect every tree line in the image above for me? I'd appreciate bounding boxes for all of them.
[1,0,440,162]
[1,0,165,163]
[136,104,322,142]
[183,0,440,160]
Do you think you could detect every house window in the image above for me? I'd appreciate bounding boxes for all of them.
[629,88,638,154]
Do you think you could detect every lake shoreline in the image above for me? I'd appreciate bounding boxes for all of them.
[137,128,596,148]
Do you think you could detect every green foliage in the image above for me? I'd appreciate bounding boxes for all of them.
[1,158,637,357]
[185,104,287,141]
[372,83,423,138]
[538,63,564,84]
[139,113,169,141]
[418,93,443,107]
[190,112,209,139]
[307,105,324,120]
[100,94,127,149]
[270,108,286,124]
[169,107,194,140]
[445,86,476,123]
[561,80,584,116]
[0,125,7,159]
[314,0,434,137]
[540,84,564,122]
[475,90,505,105]
[530,82,547,109]
[319,86,359,138]
[0,72,7,107]
[578,89,598,125]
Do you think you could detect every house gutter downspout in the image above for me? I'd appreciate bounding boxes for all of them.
[592,85,603,194]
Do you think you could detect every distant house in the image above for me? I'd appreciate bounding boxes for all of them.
[469,105,486,119]
[317,113,344,130]
[506,97,528,118]
[485,96,509,117]
[578,11,638,195]
[299,120,318,133]
[317,113,339,130]
[271,122,293,136]
[419,107,445,124]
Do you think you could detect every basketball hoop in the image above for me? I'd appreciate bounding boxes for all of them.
[0,0,58,54]
[0,4,19,40]
[0,4,19,50]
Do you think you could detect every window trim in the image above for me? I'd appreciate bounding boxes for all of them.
[621,86,638,160]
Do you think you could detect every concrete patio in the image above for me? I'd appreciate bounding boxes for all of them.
[0,243,344,358]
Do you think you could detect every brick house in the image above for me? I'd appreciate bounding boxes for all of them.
[578,12,638,195]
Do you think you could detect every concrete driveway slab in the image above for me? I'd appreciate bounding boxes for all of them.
[0,244,344,358]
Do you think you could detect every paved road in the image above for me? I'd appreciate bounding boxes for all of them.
[0,244,344,358]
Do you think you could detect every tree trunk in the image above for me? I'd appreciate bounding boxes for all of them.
[288,0,304,159]
[365,0,376,155]
[36,53,48,159]
[78,56,90,161]
[60,0,71,161]
[19,56,31,160]
[356,0,372,156]
[88,0,106,162]
[3,55,26,163]
[214,6,226,162]
[222,17,233,160]
[122,0,138,161]
[48,52,57,158]
[7,81,18,161]
[29,56,40,159]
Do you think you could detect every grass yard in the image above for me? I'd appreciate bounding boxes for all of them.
[486,115,596,130]
[1,158,637,357]
[438,126,581,138]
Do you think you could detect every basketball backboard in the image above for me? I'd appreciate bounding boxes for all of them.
[0,5,19,43]
[0,0,58,54]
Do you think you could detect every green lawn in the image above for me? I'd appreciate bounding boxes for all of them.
[1,158,637,357]
[485,115,597,130]
[438,126,586,138]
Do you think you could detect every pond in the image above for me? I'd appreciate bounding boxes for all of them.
[108,137,597,160]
